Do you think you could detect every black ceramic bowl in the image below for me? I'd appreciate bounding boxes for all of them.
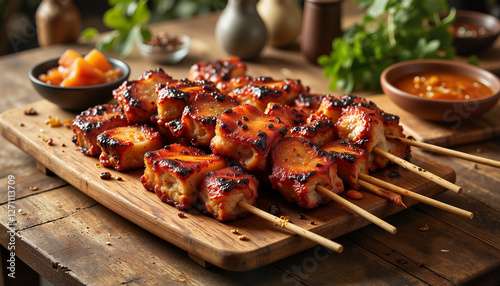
[29,57,130,111]
[447,10,500,55]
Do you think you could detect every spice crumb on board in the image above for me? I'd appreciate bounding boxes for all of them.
[45,116,62,127]
[418,224,429,231]
[30,186,38,191]
[24,107,37,115]
[64,119,72,128]
[231,229,239,234]
[268,204,280,215]
[346,190,363,200]
[238,235,248,241]
[441,249,450,253]
[178,212,186,218]
[100,172,112,180]
[397,259,408,264]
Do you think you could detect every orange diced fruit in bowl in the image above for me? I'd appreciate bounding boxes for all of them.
[39,67,64,86]
[84,49,113,72]
[60,57,106,87]
[104,69,121,83]
[58,49,83,68]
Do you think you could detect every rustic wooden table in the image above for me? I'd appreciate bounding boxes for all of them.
[1,6,500,286]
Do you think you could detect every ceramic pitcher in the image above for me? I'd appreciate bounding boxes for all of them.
[258,0,302,48]
[215,0,267,60]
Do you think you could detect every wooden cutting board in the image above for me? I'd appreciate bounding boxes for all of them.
[0,100,457,271]
[370,95,500,147]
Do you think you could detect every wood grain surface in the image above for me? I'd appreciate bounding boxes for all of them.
[0,4,499,285]
[371,96,500,147]
[0,100,456,271]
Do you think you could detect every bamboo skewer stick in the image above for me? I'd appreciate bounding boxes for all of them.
[359,173,474,219]
[237,201,344,253]
[386,135,500,168]
[315,185,397,234]
[372,146,462,194]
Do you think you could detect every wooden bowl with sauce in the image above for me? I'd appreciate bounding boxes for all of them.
[446,10,500,55]
[380,59,500,122]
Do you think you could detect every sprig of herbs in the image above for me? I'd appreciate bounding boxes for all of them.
[318,0,456,93]
[81,0,152,57]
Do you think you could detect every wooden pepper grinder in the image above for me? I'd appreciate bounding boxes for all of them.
[36,0,81,47]
[300,0,342,64]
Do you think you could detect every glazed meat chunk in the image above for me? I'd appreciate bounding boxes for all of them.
[188,56,247,93]
[335,105,389,171]
[113,68,173,124]
[199,165,259,221]
[269,137,344,209]
[381,112,412,161]
[174,92,239,146]
[290,113,336,147]
[290,93,324,116]
[210,104,289,171]
[322,140,369,190]
[141,144,227,209]
[264,102,307,127]
[97,125,164,171]
[156,79,217,127]
[72,104,129,156]
[229,76,308,111]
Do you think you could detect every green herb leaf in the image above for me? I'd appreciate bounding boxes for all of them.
[320,0,455,93]
[80,27,99,40]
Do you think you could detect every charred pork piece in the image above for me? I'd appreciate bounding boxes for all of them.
[310,94,381,124]
[210,104,289,171]
[156,79,217,128]
[264,102,307,127]
[290,93,324,116]
[334,105,389,171]
[311,95,346,124]
[188,56,247,93]
[113,68,173,124]
[217,75,252,95]
[229,76,308,112]
[380,112,411,161]
[72,104,129,156]
[141,144,227,209]
[290,113,336,147]
[269,137,344,209]
[176,92,239,146]
[97,125,163,171]
[322,140,369,190]
[198,165,259,221]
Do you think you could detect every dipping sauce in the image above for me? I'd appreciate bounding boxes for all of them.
[449,22,490,38]
[393,72,493,101]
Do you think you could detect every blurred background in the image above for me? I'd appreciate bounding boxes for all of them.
[0,0,229,56]
[1,0,500,57]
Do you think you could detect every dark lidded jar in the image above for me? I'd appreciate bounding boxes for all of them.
[300,0,342,64]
